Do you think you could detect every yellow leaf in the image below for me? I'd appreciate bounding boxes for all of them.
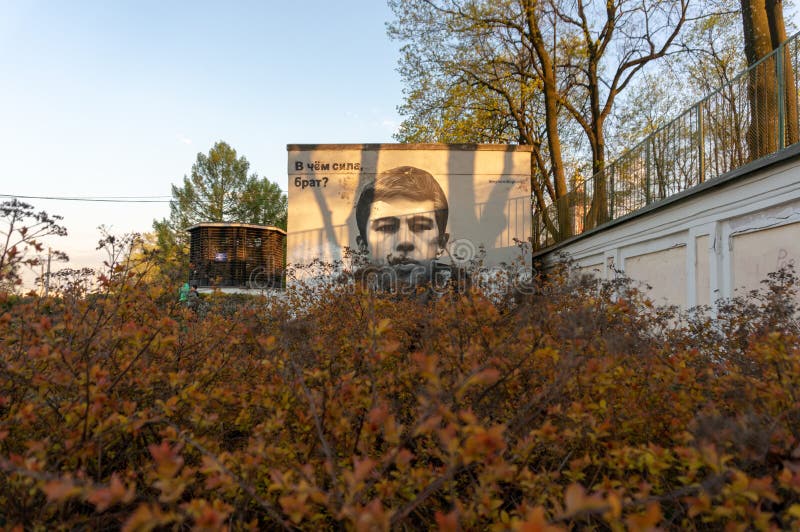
[374,318,392,335]
[787,504,800,519]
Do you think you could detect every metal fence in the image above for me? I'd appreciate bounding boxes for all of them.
[533,31,800,250]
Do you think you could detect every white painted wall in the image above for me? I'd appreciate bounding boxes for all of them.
[534,149,800,308]
[625,244,687,307]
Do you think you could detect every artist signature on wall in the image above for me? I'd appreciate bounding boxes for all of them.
[777,248,796,270]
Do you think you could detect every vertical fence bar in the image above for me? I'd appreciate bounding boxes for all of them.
[777,42,786,150]
[582,177,587,233]
[608,166,615,221]
[697,101,705,183]
[645,140,651,204]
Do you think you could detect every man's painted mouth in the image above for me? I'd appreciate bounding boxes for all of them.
[387,257,419,266]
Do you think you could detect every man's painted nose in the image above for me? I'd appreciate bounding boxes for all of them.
[396,242,415,254]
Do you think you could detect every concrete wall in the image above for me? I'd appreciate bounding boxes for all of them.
[534,147,800,308]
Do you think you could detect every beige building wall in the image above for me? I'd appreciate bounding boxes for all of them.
[574,258,604,278]
[624,246,687,307]
[731,221,800,293]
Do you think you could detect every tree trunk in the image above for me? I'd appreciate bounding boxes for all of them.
[591,148,608,226]
[531,159,559,249]
[586,56,609,229]
[524,0,572,240]
[766,0,798,146]
[741,0,793,158]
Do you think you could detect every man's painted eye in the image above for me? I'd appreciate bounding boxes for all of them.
[408,217,434,232]
[372,218,400,233]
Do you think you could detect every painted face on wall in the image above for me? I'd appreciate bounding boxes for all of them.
[364,198,441,279]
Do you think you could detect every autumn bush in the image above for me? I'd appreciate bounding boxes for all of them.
[1,252,800,531]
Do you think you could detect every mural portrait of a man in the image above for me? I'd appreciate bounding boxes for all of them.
[287,144,532,290]
[355,166,449,285]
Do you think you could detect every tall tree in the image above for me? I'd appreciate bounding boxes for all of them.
[235,176,288,229]
[553,0,689,226]
[153,141,287,258]
[388,0,689,240]
[389,0,572,238]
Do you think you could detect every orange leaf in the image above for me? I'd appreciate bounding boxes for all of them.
[520,506,566,532]
[563,483,605,517]
[42,478,82,502]
[148,441,184,479]
[434,509,459,532]
[625,502,662,531]
[87,473,135,512]
[121,503,176,532]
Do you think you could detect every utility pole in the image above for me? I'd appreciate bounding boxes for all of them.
[44,247,51,297]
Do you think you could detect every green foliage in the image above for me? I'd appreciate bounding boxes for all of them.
[387,0,550,150]
[171,141,252,224]
[152,141,287,261]
[2,251,800,530]
[388,0,692,230]
[235,176,287,230]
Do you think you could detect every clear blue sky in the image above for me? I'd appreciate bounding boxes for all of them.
[1,0,403,279]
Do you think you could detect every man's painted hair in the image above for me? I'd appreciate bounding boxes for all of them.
[355,166,449,241]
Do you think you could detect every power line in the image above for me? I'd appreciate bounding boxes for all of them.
[0,193,171,203]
